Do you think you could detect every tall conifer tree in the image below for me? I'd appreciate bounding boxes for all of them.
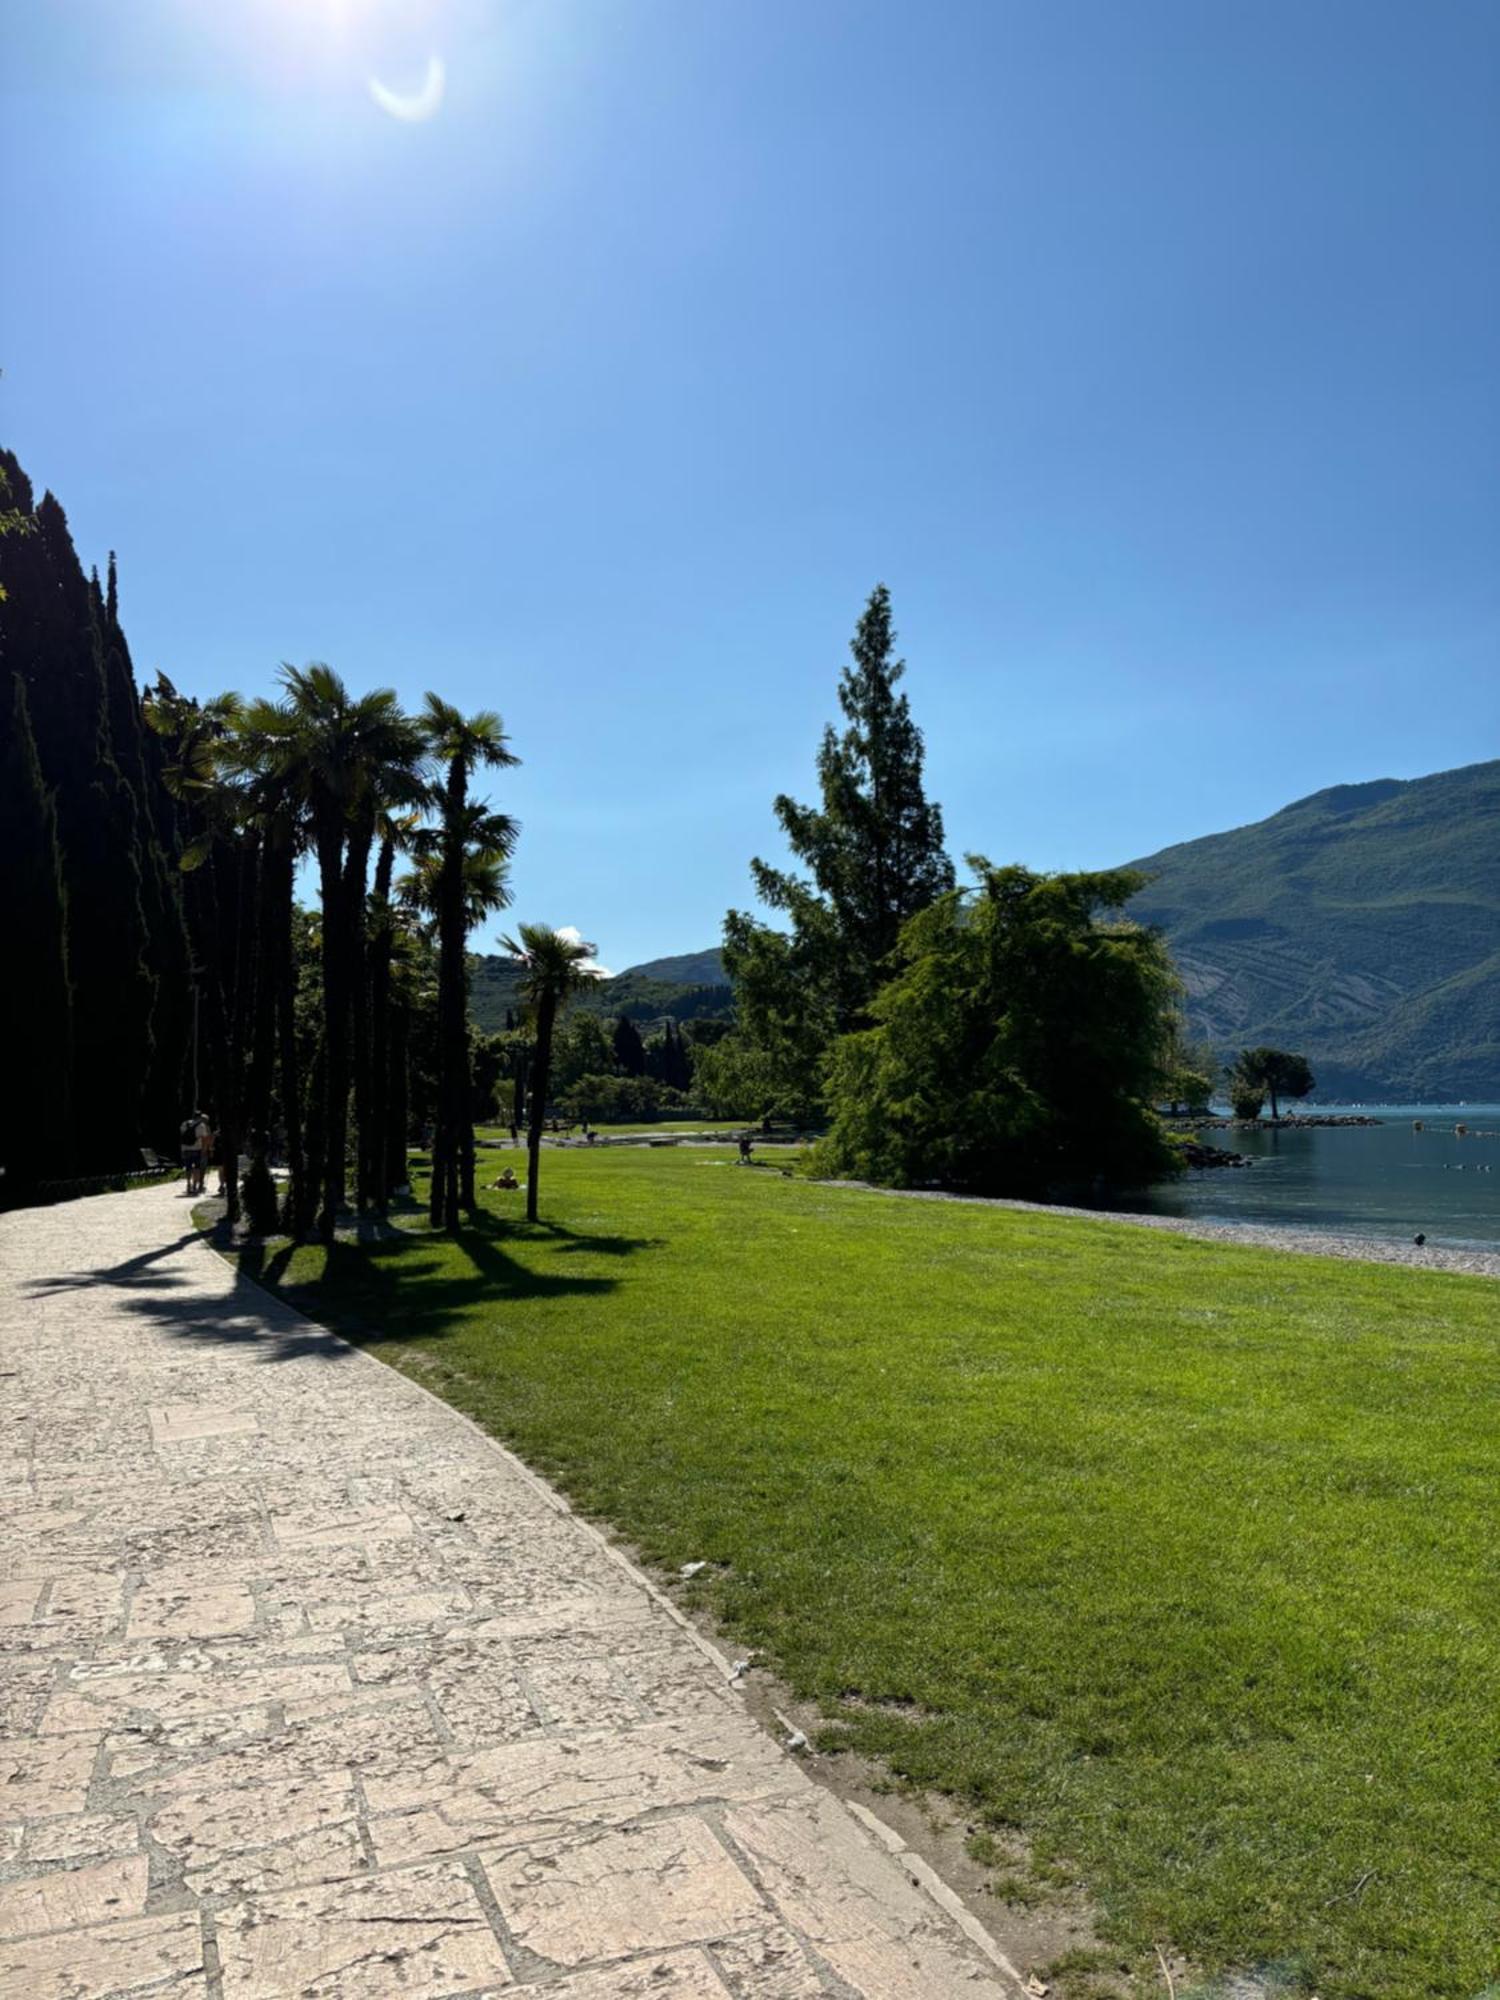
[723,585,954,1114]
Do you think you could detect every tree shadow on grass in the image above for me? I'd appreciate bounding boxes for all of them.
[19,1211,661,1367]
[226,1208,664,1360]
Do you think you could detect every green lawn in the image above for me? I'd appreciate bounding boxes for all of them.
[230,1147,1500,2000]
[476,1119,748,1138]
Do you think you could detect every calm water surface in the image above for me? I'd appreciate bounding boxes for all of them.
[1132,1104,1500,1250]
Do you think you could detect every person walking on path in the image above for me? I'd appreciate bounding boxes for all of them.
[179,1110,208,1195]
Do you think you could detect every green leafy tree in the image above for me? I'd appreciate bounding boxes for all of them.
[1163,1064,1216,1116]
[1228,1076,1266,1120]
[725,585,953,1115]
[1231,1047,1315,1120]
[692,1034,785,1123]
[551,1012,615,1095]
[817,861,1180,1195]
[501,925,602,1221]
[557,1074,689,1124]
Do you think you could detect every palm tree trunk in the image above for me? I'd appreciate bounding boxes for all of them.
[525,995,555,1223]
[386,983,410,1200]
[267,847,310,1236]
[316,814,348,1243]
[344,813,374,1210]
[432,759,467,1232]
[365,833,396,1209]
[459,1028,477,1211]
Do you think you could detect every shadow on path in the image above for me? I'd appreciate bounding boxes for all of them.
[19,1205,663,1367]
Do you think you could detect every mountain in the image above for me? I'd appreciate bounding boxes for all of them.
[623,949,725,986]
[1127,760,1500,1098]
[470,948,731,1034]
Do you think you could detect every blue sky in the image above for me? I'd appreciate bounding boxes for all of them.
[4,0,1497,970]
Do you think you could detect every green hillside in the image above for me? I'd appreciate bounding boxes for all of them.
[625,948,726,986]
[1128,760,1500,1098]
[470,951,732,1034]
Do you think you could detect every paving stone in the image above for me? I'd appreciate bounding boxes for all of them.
[486,1816,767,1963]
[420,1645,542,1748]
[0,1578,45,1628]
[304,1587,472,1633]
[364,1718,806,1866]
[724,1791,999,1999]
[711,1927,833,1998]
[0,1184,1014,2000]
[0,1662,52,1736]
[149,1405,260,1445]
[0,1908,204,1999]
[0,1736,98,1820]
[0,1853,149,1939]
[551,1949,737,1997]
[215,1862,512,1997]
[28,1573,123,1645]
[22,1814,140,1865]
[62,1658,354,1725]
[270,1507,417,1551]
[523,1653,650,1731]
[148,1768,359,1877]
[184,1820,367,1899]
[125,1580,257,1641]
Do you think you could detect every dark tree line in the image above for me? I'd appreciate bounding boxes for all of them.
[0,450,524,1230]
[1,452,189,1199]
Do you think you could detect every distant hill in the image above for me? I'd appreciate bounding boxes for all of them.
[470,947,731,1034]
[1127,760,1500,1098]
[623,949,726,987]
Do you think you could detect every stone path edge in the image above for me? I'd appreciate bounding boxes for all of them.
[199,1216,1034,1998]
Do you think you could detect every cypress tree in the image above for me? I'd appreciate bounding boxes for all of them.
[0,673,73,1200]
[100,558,191,1146]
[612,1013,646,1076]
[0,464,156,1172]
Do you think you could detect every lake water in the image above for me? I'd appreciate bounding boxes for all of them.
[1131,1105,1500,1250]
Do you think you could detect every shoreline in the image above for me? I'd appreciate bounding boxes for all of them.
[820,1181,1500,1279]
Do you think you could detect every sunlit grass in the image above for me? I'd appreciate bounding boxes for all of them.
[475,1119,748,1139]
[229,1146,1500,2000]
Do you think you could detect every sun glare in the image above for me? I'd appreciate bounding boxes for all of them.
[368,52,446,122]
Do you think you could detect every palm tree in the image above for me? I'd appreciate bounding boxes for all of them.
[143,683,248,1222]
[402,803,517,1218]
[277,665,421,1242]
[222,699,319,1234]
[362,808,422,1212]
[501,924,601,1222]
[418,697,518,1231]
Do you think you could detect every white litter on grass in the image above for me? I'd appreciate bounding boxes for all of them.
[679,1560,709,1579]
[772,1708,811,1753]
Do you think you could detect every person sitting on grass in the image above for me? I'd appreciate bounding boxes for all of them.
[493,1167,520,1191]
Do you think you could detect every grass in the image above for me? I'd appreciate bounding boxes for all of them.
[228,1146,1500,2000]
[476,1119,749,1138]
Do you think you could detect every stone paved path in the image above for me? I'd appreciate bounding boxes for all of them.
[0,1184,1022,1999]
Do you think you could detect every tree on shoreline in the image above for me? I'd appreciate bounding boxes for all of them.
[817,861,1180,1196]
[1230,1047,1315,1121]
